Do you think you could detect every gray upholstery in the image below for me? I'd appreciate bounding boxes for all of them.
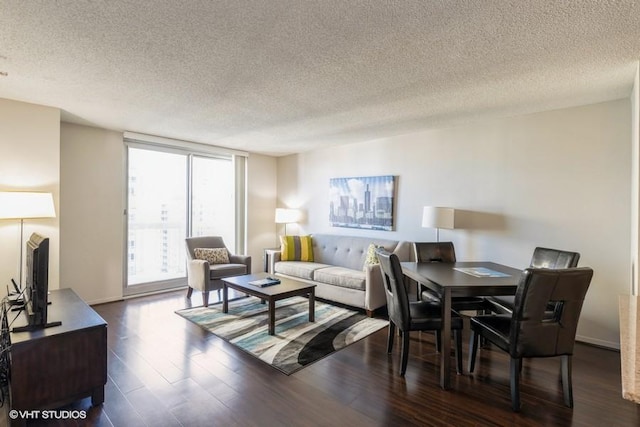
[185,236,251,307]
[468,267,593,411]
[271,233,412,314]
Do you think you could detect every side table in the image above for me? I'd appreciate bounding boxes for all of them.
[263,247,280,273]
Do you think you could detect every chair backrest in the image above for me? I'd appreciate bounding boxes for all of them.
[510,267,593,358]
[413,242,456,263]
[185,236,228,261]
[529,247,580,269]
[376,248,410,331]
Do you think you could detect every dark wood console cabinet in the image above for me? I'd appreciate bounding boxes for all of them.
[8,288,107,426]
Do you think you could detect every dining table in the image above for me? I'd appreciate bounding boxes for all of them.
[400,261,522,389]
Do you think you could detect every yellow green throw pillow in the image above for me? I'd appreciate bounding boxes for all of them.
[280,235,314,262]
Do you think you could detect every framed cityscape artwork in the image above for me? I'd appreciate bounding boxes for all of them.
[329,175,396,231]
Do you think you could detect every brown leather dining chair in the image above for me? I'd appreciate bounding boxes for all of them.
[376,248,464,376]
[485,247,580,315]
[468,267,593,411]
[414,242,487,312]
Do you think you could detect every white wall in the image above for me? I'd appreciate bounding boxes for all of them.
[60,123,125,303]
[0,98,60,294]
[59,123,278,304]
[278,99,631,348]
[246,154,278,271]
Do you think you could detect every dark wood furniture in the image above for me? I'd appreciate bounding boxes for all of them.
[8,288,107,426]
[222,273,315,335]
[400,261,520,389]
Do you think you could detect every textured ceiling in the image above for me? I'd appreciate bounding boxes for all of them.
[1,1,640,156]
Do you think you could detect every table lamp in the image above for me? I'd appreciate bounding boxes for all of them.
[421,206,455,242]
[275,208,302,236]
[0,191,56,286]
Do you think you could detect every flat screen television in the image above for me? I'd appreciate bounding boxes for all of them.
[12,233,61,332]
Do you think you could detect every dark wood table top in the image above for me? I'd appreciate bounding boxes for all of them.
[400,261,522,297]
[222,272,315,296]
[10,288,107,344]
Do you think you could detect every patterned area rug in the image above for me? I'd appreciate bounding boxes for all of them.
[176,296,388,375]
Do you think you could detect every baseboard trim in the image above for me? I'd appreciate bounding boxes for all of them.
[576,334,620,351]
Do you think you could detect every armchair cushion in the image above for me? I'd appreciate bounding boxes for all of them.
[209,263,249,279]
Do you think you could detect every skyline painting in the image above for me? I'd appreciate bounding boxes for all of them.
[329,175,396,231]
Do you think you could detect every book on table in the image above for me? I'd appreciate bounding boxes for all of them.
[248,277,281,287]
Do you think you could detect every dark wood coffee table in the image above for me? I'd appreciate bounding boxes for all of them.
[221,273,316,335]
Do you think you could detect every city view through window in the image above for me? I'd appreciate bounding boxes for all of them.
[127,147,234,287]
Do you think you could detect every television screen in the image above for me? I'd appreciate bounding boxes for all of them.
[12,233,60,332]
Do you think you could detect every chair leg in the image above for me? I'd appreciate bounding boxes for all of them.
[561,355,574,408]
[387,322,396,354]
[186,287,193,298]
[435,330,442,352]
[454,329,463,374]
[510,357,522,411]
[400,330,410,376]
[468,330,479,373]
[202,291,209,307]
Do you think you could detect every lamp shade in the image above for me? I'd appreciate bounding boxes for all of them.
[0,192,56,219]
[421,206,455,229]
[275,208,302,224]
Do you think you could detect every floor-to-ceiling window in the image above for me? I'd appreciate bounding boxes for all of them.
[191,155,235,251]
[125,136,245,295]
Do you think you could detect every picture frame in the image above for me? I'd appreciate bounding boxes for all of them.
[329,175,396,231]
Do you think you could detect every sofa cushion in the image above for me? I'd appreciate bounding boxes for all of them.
[280,235,314,261]
[313,266,366,291]
[275,261,331,280]
[195,247,230,264]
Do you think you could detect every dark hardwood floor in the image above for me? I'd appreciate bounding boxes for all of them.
[3,288,639,426]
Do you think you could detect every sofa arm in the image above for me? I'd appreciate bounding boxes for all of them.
[229,254,252,273]
[187,259,209,291]
[268,250,282,274]
[364,263,387,312]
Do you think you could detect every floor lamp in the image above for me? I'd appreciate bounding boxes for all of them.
[0,192,56,287]
[421,206,455,242]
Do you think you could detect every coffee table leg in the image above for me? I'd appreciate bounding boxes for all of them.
[222,283,228,313]
[268,299,275,335]
[309,289,315,322]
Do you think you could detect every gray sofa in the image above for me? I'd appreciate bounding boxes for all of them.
[269,233,412,315]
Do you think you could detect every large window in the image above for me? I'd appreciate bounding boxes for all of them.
[191,156,235,250]
[125,138,244,295]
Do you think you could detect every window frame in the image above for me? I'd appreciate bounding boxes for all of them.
[123,133,247,297]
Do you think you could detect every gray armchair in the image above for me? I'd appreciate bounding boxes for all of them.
[185,236,252,307]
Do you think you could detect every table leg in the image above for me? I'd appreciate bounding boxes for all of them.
[268,299,276,335]
[441,288,452,389]
[222,283,228,313]
[309,289,315,322]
